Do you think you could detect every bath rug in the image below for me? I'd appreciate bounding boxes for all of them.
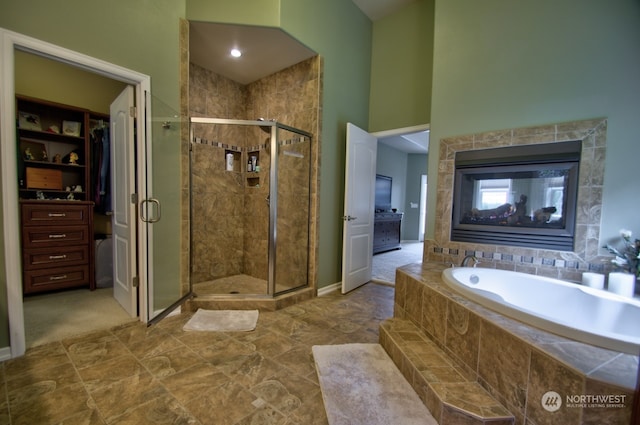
[183,309,258,332]
[312,343,438,425]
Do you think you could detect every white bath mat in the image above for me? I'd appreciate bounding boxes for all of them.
[312,343,438,425]
[183,309,258,332]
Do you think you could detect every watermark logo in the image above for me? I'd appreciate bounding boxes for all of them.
[565,394,627,409]
[541,391,628,412]
[541,391,562,412]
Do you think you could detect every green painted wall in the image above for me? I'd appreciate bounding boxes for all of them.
[15,51,128,114]
[404,154,427,240]
[0,0,183,108]
[428,0,640,248]
[186,0,281,26]
[376,147,427,241]
[369,0,434,132]
[376,143,408,214]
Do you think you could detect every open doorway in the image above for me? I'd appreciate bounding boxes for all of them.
[370,125,428,285]
[1,28,153,358]
[15,52,135,348]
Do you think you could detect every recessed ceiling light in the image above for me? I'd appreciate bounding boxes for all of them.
[230,48,242,58]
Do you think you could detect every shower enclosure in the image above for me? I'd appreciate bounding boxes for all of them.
[189,117,312,298]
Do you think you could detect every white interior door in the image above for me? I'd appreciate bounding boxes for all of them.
[111,86,137,317]
[341,123,377,294]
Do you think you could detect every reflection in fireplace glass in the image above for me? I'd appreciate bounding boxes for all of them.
[460,166,569,229]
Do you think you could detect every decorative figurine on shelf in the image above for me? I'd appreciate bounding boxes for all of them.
[42,150,48,162]
[24,147,34,160]
[73,185,82,192]
[67,192,75,200]
[53,153,62,164]
[68,152,79,165]
[36,191,45,200]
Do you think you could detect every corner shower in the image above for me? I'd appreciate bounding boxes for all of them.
[189,117,313,300]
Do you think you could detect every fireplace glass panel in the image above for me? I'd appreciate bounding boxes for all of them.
[459,165,569,229]
[451,141,580,251]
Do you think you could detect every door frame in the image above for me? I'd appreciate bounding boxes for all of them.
[0,28,151,358]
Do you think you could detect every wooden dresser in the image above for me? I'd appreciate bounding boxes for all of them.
[21,200,95,294]
[373,212,403,254]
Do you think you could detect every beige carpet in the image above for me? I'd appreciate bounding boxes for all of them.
[183,309,259,331]
[312,343,438,425]
[24,287,135,348]
[372,242,423,284]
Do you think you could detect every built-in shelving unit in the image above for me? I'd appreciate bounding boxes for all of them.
[16,95,91,202]
[16,95,96,293]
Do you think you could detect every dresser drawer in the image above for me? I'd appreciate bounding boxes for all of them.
[22,225,90,248]
[22,203,90,226]
[23,265,90,294]
[23,245,89,271]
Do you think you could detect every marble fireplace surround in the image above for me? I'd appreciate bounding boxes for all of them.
[425,118,610,282]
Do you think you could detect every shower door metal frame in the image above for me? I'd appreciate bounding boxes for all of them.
[189,117,312,297]
[266,120,313,297]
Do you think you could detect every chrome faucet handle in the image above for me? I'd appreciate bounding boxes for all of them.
[461,255,479,267]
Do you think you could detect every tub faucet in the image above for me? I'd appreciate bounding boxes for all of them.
[461,255,479,267]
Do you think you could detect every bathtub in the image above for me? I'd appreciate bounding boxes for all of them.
[441,267,640,355]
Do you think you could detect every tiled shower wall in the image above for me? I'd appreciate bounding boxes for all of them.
[425,118,613,283]
[186,56,321,290]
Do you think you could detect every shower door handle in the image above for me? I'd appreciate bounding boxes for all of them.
[140,198,161,223]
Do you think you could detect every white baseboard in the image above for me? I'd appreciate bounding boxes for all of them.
[317,282,341,296]
[0,346,13,361]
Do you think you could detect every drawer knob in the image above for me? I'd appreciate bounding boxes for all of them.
[48,234,67,239]
[48,213,67,217]
[48,254,67,260]
[49,275,68,281]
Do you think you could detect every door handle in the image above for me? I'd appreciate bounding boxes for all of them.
[342,215,358,221]
[140,198,161,223]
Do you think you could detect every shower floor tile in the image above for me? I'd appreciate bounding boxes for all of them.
[194,274,267,295]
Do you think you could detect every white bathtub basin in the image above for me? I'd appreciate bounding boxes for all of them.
[441,267,640,355]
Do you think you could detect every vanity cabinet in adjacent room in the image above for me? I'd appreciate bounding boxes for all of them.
[373,212,403,254]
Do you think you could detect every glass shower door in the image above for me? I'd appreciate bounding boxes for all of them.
[273,124,313,295]
[145,93,188,322]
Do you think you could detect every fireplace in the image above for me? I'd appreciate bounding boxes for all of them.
[451,140,581,251]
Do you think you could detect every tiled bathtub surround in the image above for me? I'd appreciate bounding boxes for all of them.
[393,262,636,425]
[426,118,611,282]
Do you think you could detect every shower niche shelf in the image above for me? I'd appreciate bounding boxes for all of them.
[224,149,241,172]
[246,176,260,187]
[246,150,260,172]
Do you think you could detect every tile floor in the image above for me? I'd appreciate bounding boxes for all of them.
[0,283,395,425]
[372,241,424,284]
